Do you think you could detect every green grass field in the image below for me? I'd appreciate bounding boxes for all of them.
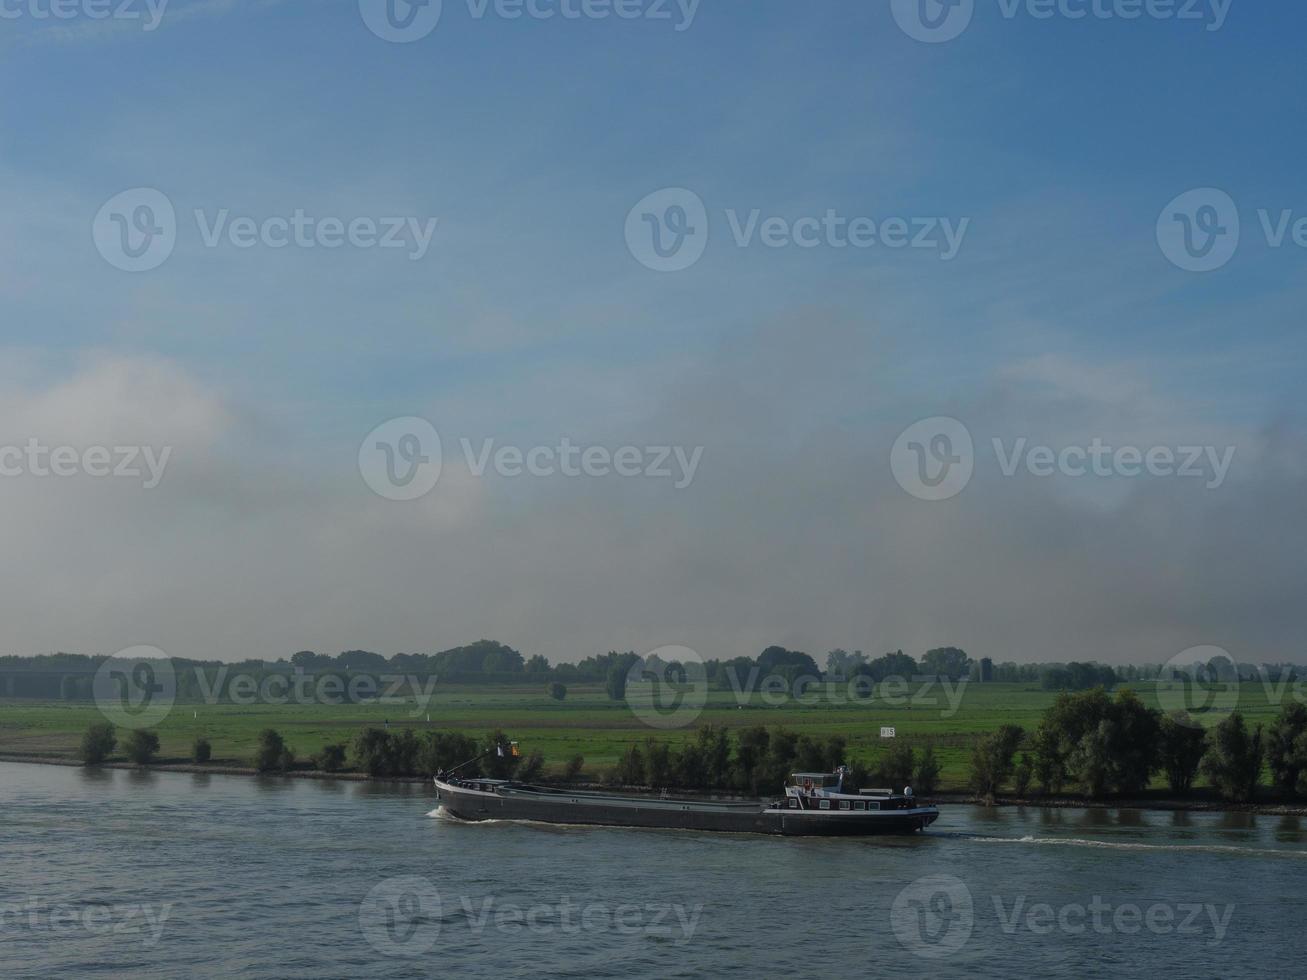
[0,681,1291,792]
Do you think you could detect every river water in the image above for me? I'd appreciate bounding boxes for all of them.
[1,761,1303,978]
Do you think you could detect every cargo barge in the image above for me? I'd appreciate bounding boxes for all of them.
[434,767,939,836]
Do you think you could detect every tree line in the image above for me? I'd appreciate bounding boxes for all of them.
[968,690,1307,804]
[8,644,1304,701]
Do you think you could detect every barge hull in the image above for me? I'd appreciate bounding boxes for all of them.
[436,782,937,836]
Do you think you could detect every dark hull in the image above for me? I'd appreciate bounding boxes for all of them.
[435,780,939,836]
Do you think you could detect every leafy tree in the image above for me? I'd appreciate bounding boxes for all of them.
[605,665,627,702]
[1201,713,1264,803]
[193,737,212,764]
[1157,712,1207,794]
[548,682,567,701]
[612,743,646,786]
[1266,703,1307,795]
[914,744,941,795]
[417,731,479,777]
[353,728,395,776]
[922,647,970,681]
[80,722,116,765]
[756,646,821,679]
[124,729,160,766]
[254,729,289,773]
[525,654,551,674]
[644,739,674,787]
[314,743,347,773]
[876,742,916,791]
[970,725,1023,803]
[1012,752,1034,797]
[1032,688,1159,797]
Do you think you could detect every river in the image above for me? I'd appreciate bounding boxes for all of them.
[1,761,1303,978]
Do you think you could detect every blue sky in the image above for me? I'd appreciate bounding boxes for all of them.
[1,1,1303,664]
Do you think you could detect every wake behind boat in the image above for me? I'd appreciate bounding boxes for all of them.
[434,767,939,836]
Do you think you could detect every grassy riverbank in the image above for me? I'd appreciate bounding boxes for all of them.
[0,681,1290,792]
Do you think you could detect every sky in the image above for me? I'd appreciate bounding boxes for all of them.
[0,0,1303,667]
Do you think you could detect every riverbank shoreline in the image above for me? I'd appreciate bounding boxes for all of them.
[4,753,1305,815]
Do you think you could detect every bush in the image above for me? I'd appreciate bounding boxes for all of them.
[124,729,160,766]
[1157,712,1207,794]
[914,744,941,795]
[564,754,585,781]
[612,743,647,786]
[193,737,212,764]
[353,728,396,777]
[548,682,567,701]
[1201,713,1264,803]
[518,750,546,782]
[254,729,289,773]
[970,725,1024,803]
[315,743,347,773]
[80,722,117,765]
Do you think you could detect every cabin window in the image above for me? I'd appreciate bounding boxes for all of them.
[839,801,850,810]
[788,798,799,809]
[819,800,830,810]
[854,801,865,811]
[867,801,880,811]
